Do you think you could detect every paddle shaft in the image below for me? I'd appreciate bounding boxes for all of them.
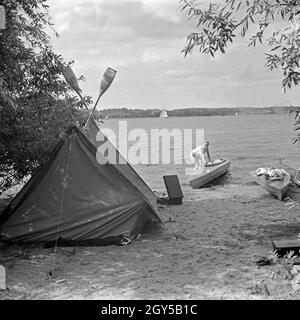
[83,92,103,129]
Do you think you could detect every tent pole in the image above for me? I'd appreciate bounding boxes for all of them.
[50,138,73,280]
[83,92,102,129]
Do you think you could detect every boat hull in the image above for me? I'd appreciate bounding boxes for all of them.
[189,159,231,189]
[250,171,291,200]
[291,176,300,187]
[279,161,300,187]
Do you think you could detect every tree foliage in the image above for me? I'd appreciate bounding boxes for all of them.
[289,105,300,143]
[180,0,300,143]
[0,0,91,193]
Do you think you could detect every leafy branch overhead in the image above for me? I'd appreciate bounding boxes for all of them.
[290,105,300,144]
[180,0,300,91]
[0,0,92,193]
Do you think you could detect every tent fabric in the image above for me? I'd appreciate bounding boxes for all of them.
[84,120,158,211]
[0,126,163,244]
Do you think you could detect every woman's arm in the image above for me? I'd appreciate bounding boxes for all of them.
[206,149,211,162]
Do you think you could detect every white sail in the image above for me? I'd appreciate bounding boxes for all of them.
[159,109,168,118]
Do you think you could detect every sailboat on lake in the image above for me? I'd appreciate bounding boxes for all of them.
[159,109,168,118]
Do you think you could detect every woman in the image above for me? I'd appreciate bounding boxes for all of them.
[190,141,211,171]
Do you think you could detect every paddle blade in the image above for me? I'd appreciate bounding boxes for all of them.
[62,64,82,94]
[99,67,117,97]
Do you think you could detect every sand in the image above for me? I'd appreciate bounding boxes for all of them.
[1,181,300,300]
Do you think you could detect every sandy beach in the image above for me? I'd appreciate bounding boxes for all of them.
[1,180,300,300]
[2,0,300,303]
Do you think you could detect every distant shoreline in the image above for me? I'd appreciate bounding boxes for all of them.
[101,113,291,120]
[100,106,296,119]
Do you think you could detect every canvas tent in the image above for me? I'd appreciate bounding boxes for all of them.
[0,123,164,245]
[84,120,158,209]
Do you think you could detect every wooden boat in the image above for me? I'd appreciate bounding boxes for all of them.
[189,159,231,189]
[250,170,291,200]
[292,173,300,187]
[279,159,300,187]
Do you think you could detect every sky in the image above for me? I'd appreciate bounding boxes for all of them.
[47,0,300,109]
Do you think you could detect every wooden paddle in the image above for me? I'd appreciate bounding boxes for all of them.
[84,67,117,129]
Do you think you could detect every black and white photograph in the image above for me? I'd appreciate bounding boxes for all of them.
[1,0,300,303]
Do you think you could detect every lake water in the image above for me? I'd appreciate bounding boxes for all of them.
[101,114,300,191]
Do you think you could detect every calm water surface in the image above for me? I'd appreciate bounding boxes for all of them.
[101,114,300,190]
